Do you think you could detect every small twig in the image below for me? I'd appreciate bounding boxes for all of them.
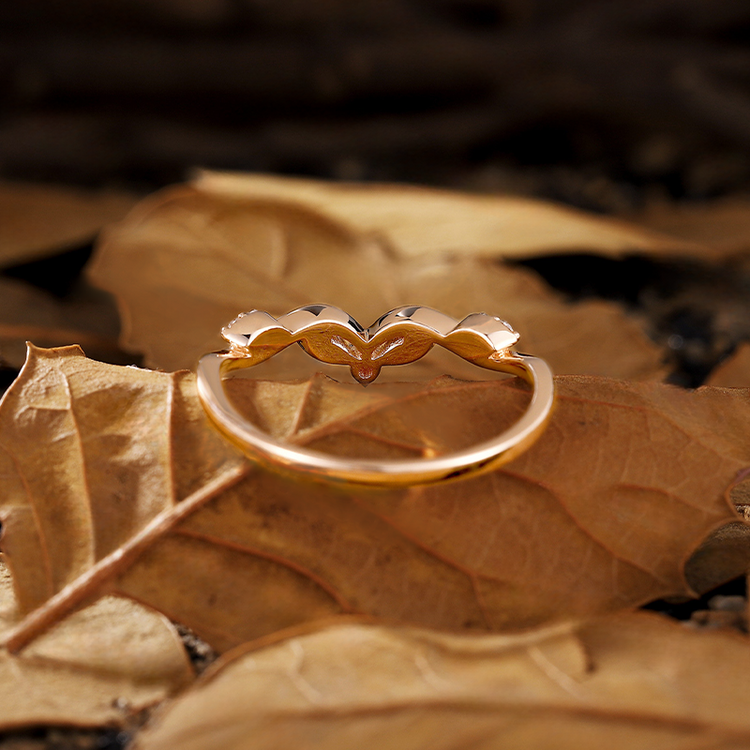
[2,460,250,654]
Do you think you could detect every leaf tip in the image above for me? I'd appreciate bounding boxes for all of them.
[23,342,87,361]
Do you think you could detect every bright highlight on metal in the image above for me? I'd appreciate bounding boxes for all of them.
[197,304,555,487]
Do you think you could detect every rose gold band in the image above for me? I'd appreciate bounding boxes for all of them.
[196,305,555,487]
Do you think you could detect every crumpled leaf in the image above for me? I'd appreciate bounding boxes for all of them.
[0,344,234,615]
[0,561,192,729]
[0,181,137,268]
[87,180,667,380]
[194,171,701,260]
[707,343,750,387]
[136,612,750,750]
[0,346,744,655]
[0,277,122,369]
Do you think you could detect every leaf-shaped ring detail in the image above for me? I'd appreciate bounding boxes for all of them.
[196,305,554,486]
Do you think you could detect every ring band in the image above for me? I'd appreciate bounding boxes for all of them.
[196,305,554,487]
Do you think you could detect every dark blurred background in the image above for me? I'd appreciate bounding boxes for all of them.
[3,0,750,211]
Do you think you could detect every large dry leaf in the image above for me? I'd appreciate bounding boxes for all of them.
[0,346,745,655]
[137,613,750,750]
[195,171,702,260]
[0,181,137,268]
[0,277,121,369]
[400,257,666,381]
[87,182,666,379]
[0,345,234,614]
[0,561,192,729]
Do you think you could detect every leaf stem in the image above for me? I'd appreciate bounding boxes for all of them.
[2,460,250,654]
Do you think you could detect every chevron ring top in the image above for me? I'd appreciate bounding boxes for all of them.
[197,305,554,487]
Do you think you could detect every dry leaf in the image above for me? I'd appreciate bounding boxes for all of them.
[136,612,750,750]
[0,345,235,615]
[402,257,666,380]
[686,475,750,592]
[195,171,701,260]
[88,182,666,379]
[0,346,744,655]
[627,197,750,259]
[0,182,138,268]
[707,343,750,387]
[89,191,402,370]
[0,278,122,368]
[0,561,192,729]
[685,522,750,594]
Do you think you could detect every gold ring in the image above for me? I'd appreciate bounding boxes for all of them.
[196,305,555,487]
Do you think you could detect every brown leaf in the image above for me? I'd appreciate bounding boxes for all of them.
[0,278,122,369]
[87,181,666,380]
[685,476,750,593]
[0,346,744,655]
[0,181,138,268]
[0,561,192,730]
[136,613,750,750]
[89,190,402,370]
[195,171,701,260]
[707,343,750,387]
[0,344,236,614]
[627,197,750,259]
[401,257,666,379]
[685,522,750,595]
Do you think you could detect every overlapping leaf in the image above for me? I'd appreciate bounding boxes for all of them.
[627,196,750,259]
[0,278,122,369]
[0,345,744,656]
[0,562,192,729]
[0,181,137,268]
[136,612,750,750]
[708,343,750,387]
[0,344,235,615]
[88,180,666,379]
[194,171,701,259]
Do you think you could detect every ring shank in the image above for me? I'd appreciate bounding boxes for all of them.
[196,352,554,487]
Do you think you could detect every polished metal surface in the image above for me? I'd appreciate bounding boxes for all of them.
[197,305,555,487]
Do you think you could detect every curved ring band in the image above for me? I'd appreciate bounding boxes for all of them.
[196,305,555,487]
